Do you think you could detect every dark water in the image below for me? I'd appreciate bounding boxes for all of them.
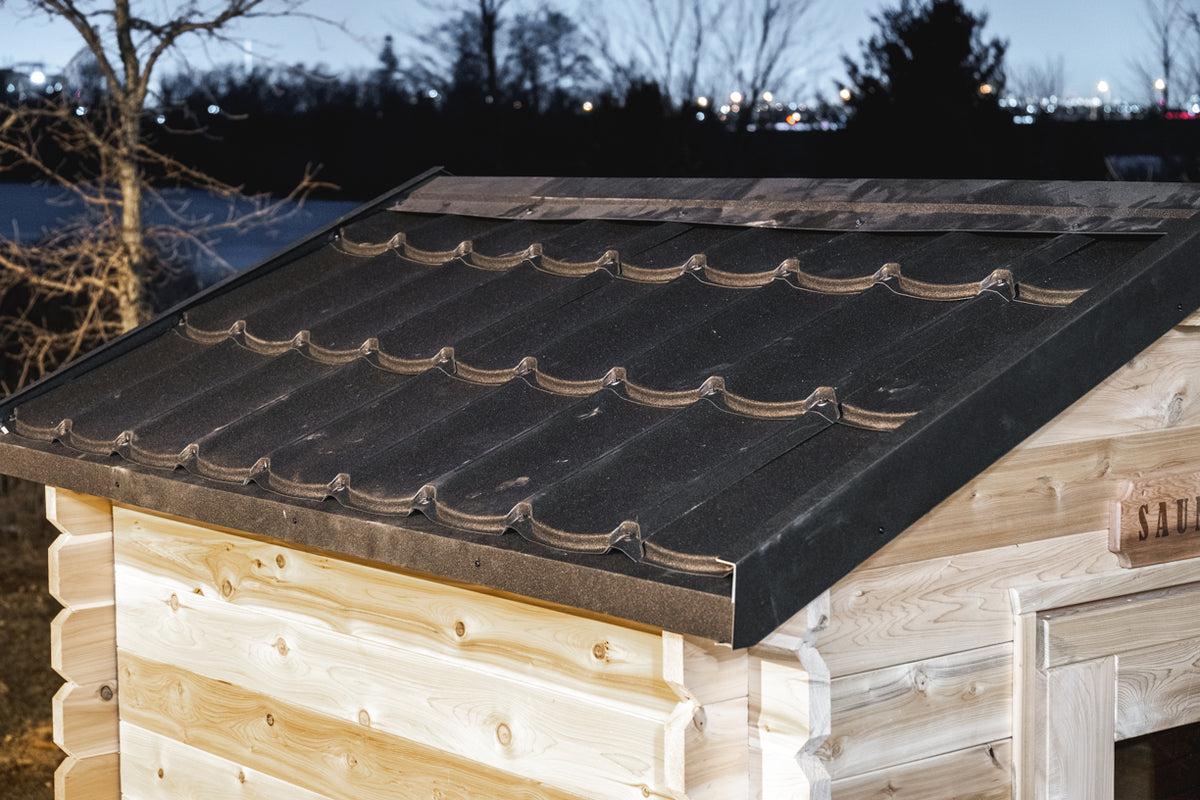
[0,183,360,283]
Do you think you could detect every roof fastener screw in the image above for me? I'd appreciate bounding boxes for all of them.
[265,713,275,726]
[496,722,512,746]
[275,554,286,569]
[592,642,608,660]
[99,685,114,702]
[454,621,466,638]
[358,709,371,727]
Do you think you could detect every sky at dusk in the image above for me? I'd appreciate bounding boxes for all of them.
[0,0,1163,103]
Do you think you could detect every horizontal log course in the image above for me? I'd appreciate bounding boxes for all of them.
[764,530,1116,678]
[53,679,119,760]
[54,753,119,800]
[829,739,1011,800]
[815,644,1012,782]
[118,651,592,800]
[51,604,116,685]
[114,503,756,799]
[120,723,331,800]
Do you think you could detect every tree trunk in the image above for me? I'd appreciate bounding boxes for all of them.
[114,98,146,332]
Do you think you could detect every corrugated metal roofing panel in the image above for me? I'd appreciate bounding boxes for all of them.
[4,172,1200,646]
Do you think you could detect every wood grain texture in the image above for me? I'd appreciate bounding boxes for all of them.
[51,604,116,685]
[1012,552,1200,614]
[114,568,676,799]
[829,739,1011,800]
[52,679,118,759]
[815,644,1012,781]
[48,530,114,610]
[112,505,668,709]
[750,656,812,800]
[765,530,1116,678]
[46,487,113,537]
[1039,581,1200,668]
[1039,657,1115,800]
[54,752,119,800]
[120,722,332,800]
[662,633,751,799]
[1115,636,1200,741]
[118,651,596,800]
[861,423,1200,570]
[1012,611,1038,800]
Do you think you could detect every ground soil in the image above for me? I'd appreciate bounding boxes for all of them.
[0,477,64,799]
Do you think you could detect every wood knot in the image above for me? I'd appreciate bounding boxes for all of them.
[221,579,234,599]
[358,709,371,727]
[237,770,246,784]
[275,554,286,569]
[454,621,466,638]
[274,638,289,657]
[99,685,114,702]
[265,713,275,726]
[592,642,608,660]
[168,594,180,612]
[157,768,164,779]
[495,722,512,747]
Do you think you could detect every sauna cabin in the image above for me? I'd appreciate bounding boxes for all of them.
[5,172,1200,800]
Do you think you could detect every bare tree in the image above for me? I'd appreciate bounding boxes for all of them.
[2,0,324,331]
[506,6,597,113]
[407,0,509,104]
[1009,54,1065,102]
[718,0,821,131]
[1131,0,1182,107]
[585,0,720,105]
[1,0,328,390]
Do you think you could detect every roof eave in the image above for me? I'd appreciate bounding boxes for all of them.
[0,437,736,641]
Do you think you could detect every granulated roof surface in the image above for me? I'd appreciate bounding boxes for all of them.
[5,172,1200,645]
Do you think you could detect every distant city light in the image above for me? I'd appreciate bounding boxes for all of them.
[74,106,85,116]
[695,111,705,121]
[762,91,774,103]
[53,82,62,92]
[156,114,166,124]
[720,104,731,114]
[1013,115,1035,125]
[979,83,994,95]
[1155,78,1166,91]
[513,100,522,109]
[1097,80,1110,94]
[729,91,743,104]
[581,100,594,112]
[206,103,220,114]
[838,88,852,102]
[29,70,45,85]
[696,96,709,108]
[786,111,801,125]
[427,89,439,99]
[5,84,14,93]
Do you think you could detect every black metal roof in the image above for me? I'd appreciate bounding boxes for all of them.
[5,170,1200,646]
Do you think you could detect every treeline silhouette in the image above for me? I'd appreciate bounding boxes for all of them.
[143,66,1200,198]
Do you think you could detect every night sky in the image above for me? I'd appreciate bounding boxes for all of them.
[0,0,1166,103]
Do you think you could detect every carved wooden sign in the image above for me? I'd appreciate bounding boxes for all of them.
[1110,472,1200,568]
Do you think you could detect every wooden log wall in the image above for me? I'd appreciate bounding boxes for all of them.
[46,487,120,800]
[750,315,1200,798]
[110,505,761,799]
